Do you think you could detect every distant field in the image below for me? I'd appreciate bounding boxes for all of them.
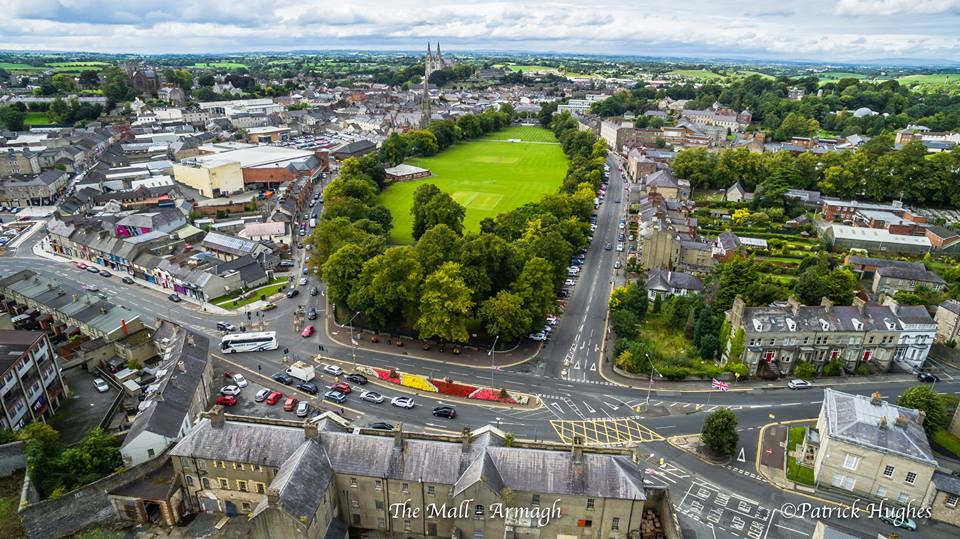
[667,69,722,80]
[45,61,110,67]
[0,62,45,72]
[730,70,775,79]
[193,62,248,69]
[896,73,960,92]
[378,126,567,244]
[23,112,51,126]
[494,64,559,74]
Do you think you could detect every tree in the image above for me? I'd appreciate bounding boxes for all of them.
[611,309,641,340]
[731,208,751,226]
[100,66,136,107]
[379,132,409,167]
[406,129,439,156]
[479,291,531,342]
[511,257,556,331]
[78,70,100,88]
[728,327,745,361]
[701,408,738,457]
[458,233,522,302]
[794,362,816,379]
[51,73,76,93]
[538,101,558,128]
[322,244,367,308]
[411,188,466,240]
[415,224,462,275]
[0,105,26,131]
[356,153,387,190]
[349,247,423,329]
[416,262,475,343]
[897,385,948,436]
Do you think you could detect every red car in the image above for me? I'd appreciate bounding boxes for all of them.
[215,395,237,406]
[75,262,88,270]
[265,391,283,405]
[301,325,315,337]
[330,382,352,394]
[283,397,299,411]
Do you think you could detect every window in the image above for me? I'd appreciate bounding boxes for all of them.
[237,480,248,492]
[475,504,485,516]
[201,477,211,489]
[586,498,595,510]
[832,474,855,491]
[196,459,207,470]
[897,493,910,504]
[214,460,226,469]
[241,502,251,512]
[350,477,358,487]
[218,478,229,490]
[427,485,435,495]
[232,462,244,470]
[876,486,887,498]
[256,482,265,494]
[532,494,540,506]
[374,480,382,490]
[351,498,360,509]
[883,465,895,478]
[377,518,386,529]
[404,520,412,531]
[147,448,155,458]
[185,475,194,487]
[402,483,409,493]
[352,514,361,526]
[376,500,385,510]
[946,494,959,508]
[612,517,621,531]
[252,464,262,472]
[842,453,860,471]
[905,472,917,485]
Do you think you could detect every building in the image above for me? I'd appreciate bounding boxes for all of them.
[384,164,431,182]
[200,231,271,262]
[626,148,657,181]
[168,411,681,539]
[330,139,377,161]
[158,87,186,106]
[823,224,932,256]
[871,265,946,296]
[0,330,68,432]
[0,148,42,176]
[809,389,938,507]
[120,322,213,466]
[645,269,703,300]
[723,182,753,203]
[172,158,244,198]
[643,169,688,200]
[246,126,291,144]
[124,63,159,96]
[600,119,635,151]
[930,471,960,527]
[0,170,69,207]
[934,299,960,343]
[179,145,325,195]
[723,296,935,377]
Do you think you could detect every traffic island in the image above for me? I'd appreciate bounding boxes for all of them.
[666,434,730,465]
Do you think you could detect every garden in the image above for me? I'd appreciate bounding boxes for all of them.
[210,277,290,309]
[358,366,532,405]
[785,426,815,486]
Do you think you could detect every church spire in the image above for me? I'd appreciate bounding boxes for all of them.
[436,42,441,59]
[427,42,433,61]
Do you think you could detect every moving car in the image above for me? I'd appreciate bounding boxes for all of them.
[307,307,317,320]
[215,395,237,406]
[368,422,394,430]
[93,378,109,393]
[86,266,100,273]
[220,385,241,396]
[121,276,134,284]
[360,390,384,403]
[301,325,315,337]
[604,242,613,250]
[391,396,415,409]
[323,364,343,376]
[432,406,456,419]
[917,371,940,383]
[323,390,347,404]
[297,382,319,395]
[787,379,811,390]
[261,302,277,311]
[299,277,308,286]
[75,262,88,270]
[286,289,299,298]
[216,321,237,332]
[265,391,283,405]
[310,287,319,296]
[879,509,918,531]
[99,270,111,277]
[295,401,311,417]
[272,372,294,385]
[82,284,99,292]
[283,397,299,412]
[330,382,352,394]
[345,373,368,385]
[254,388,270,402]
[168,294,182,303]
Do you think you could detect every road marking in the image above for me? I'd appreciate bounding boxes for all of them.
[774,523,807,535]
[582,401,596,414]
[550,418,663,446]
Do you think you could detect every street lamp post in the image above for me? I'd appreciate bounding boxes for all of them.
[348,311,361,367]
[645,353,653,407]
[488,335,499,389]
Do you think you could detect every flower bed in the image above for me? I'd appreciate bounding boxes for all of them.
[372,367,400,384]
[401,373,438,392]
[430,378,477,398]
[469,388,517,404]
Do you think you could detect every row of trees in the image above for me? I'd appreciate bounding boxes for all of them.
[672,140,960,207]
[379,107,514,166]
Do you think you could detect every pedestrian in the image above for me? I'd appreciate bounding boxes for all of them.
[257,364,262,372]
[339,407,344,415]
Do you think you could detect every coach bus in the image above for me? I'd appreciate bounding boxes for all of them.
[220,331,279,353]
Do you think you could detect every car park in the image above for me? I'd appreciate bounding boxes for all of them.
[330,382,352,394]
[220,385,241,396]
[168,294,182,303]
[216,322,237,332]
[301,325,315,337]
[283,397,299,412]
[265,391,283,405]
[273,372,294,385]
[787,379,811,390]
[93,378,109,392]
[529,332,547,341]
[121,276,134,284]
[307,307,317,320]
[232,373,248,388]
[216,395,237,406]
[324,390,347,404]
[391,396,415,409]
[432,406,456,419]
[918,372,940,383]
[255,388,270,402]
[297,382,319,395]
[368,422,394,430]
[345,373,368,385]
[295,401,311,417]
[323,364,343,376]
[360,390,384,403]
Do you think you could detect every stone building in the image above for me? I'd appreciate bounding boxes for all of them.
[934,299,960,343]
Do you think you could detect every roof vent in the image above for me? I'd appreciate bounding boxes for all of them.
[870,392,883,406]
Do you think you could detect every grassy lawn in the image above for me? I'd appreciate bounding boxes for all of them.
[23,112,51,126]
[933,429,960,459]
[493,64,559,74]
[45,61,110,67]
[193,62,248,69]
[786,426,815,486]
[639,315,700,359]
[378,126,567,244]
[212,277,289,308]
[668,69,722,80]
[0,62,46,73]
[897,73,960,93]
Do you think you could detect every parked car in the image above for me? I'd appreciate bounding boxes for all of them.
[918,372,940,383]
[232,373,248,388]
[360,390,384,403]
[565,279,576,286]
[272,372,293,385]
[879,508,918,531]
[323,390,347,404]
[86,266,100,273]
[330,382,352,394]
[432,406,457,419]
[302,267,309,275]
[254,388,270,402]
[345,373,368,385]
[215,395,237,406]
[529,332,547,341]
[310,287,319,296]
[391,396,415,409]
[261,302,277,311]
[297,382,319,395]
[220,385,241,396]
[93,378,109,393]
[99,270,111,277]
[286,289,299,298]
[368,422,394,430]
[216,321,237,332]
[265,391,283,405]
[323,364,343,376]
[787,379,812,390]
[167,294,182,303]
[616,243,624,252]
[307,307,317,320]
[121,276,134,284]
[283,397,299,412]
[295,401,311,417]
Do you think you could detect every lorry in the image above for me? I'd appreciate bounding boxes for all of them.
[285,361,316,382]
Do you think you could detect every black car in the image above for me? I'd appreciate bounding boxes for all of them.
[307,307,318,320]
[99,270,111,277]
[167,294,182,303]
[918,372,941,383]
[432,406,457,419]
[121,276,134,284]
[297,382,319,395]
[345,373,368,385]
[310,287,319,296]
[368,422,395,430]
[286,289,299,298]
[272,372,293,385]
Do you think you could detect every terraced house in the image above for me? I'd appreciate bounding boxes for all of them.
[168,411,680,539]
[724,296,935,377]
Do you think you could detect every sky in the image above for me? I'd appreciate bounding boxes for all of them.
[2,0,960,63]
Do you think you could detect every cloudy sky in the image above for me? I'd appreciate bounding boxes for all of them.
[3,0,960,62]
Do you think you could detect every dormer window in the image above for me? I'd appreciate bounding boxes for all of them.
[752,319,763,332]
[851,319,862,331]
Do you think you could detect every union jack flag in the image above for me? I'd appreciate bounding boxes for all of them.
[711,378,729,392]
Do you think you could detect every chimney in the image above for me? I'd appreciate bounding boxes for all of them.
[917,411,926,426]
[186,332,195,346]
[853,296,866,315]
[895,415,909,428]
[787,296,801,316]
[730,296,747,328]
[880,416,888,429]
[121,319,128,337]
[571,435,584,464]
[210,405,225,428]
[304,419,319,441]
[393,423,404,451]
[870,391,883,406]
[820,297,834,314]
[266,486,280,506]
[461,426,472,453]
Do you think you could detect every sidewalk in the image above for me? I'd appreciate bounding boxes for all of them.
[323,303,541,369]
[32,239,235,316]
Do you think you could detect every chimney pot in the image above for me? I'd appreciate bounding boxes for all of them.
[210,405,225,428]
[880,416,888,429]
[461,426,471,453]
[917,410,926,425]
[393,423,404,450]
[870,391,883,406]
[304,419,319,441]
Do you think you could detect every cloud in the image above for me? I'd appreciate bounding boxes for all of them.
[834,0,960,15]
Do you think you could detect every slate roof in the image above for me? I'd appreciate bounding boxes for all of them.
[169,418,310,468]
[939,299,960,316]
[201,231,258,257]
[822,388,937,466]
[646,269,703,293]
[644,169,678,189]
[270,441,335,526]
[926,225,960,240]
[933,471,960,496]
[875,265,946,284]
[845,256,923,270]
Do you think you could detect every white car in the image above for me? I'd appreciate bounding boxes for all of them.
[93,378,109,393]
[565,279,576,286]
[788,379,812,390]
[391,396,415,409]
[618,222,625,230]
[546,316,558,326]
[323,364,343,376]
[299,277,308,286]
[529,332,547,341]
[232,373,248,388]
[220,385,241,396]
[361,390,385,403]
[616,243,624,252]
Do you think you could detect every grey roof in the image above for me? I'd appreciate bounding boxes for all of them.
[933,471,960,496]
[201,231,258,256]
[646,269,703,293]
[270,441,334,526]
[169,418,310,467]
[875,265,945,284]
[822,388,937,466]
[939,299,960,316]
[925,225,960,240]
[845,256,923,270]
[644,169,678,189]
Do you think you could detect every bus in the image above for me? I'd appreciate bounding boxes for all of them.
[220,331,279,353]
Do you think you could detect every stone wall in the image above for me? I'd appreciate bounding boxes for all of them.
[18,455,170,539]
[0,441,26,477]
